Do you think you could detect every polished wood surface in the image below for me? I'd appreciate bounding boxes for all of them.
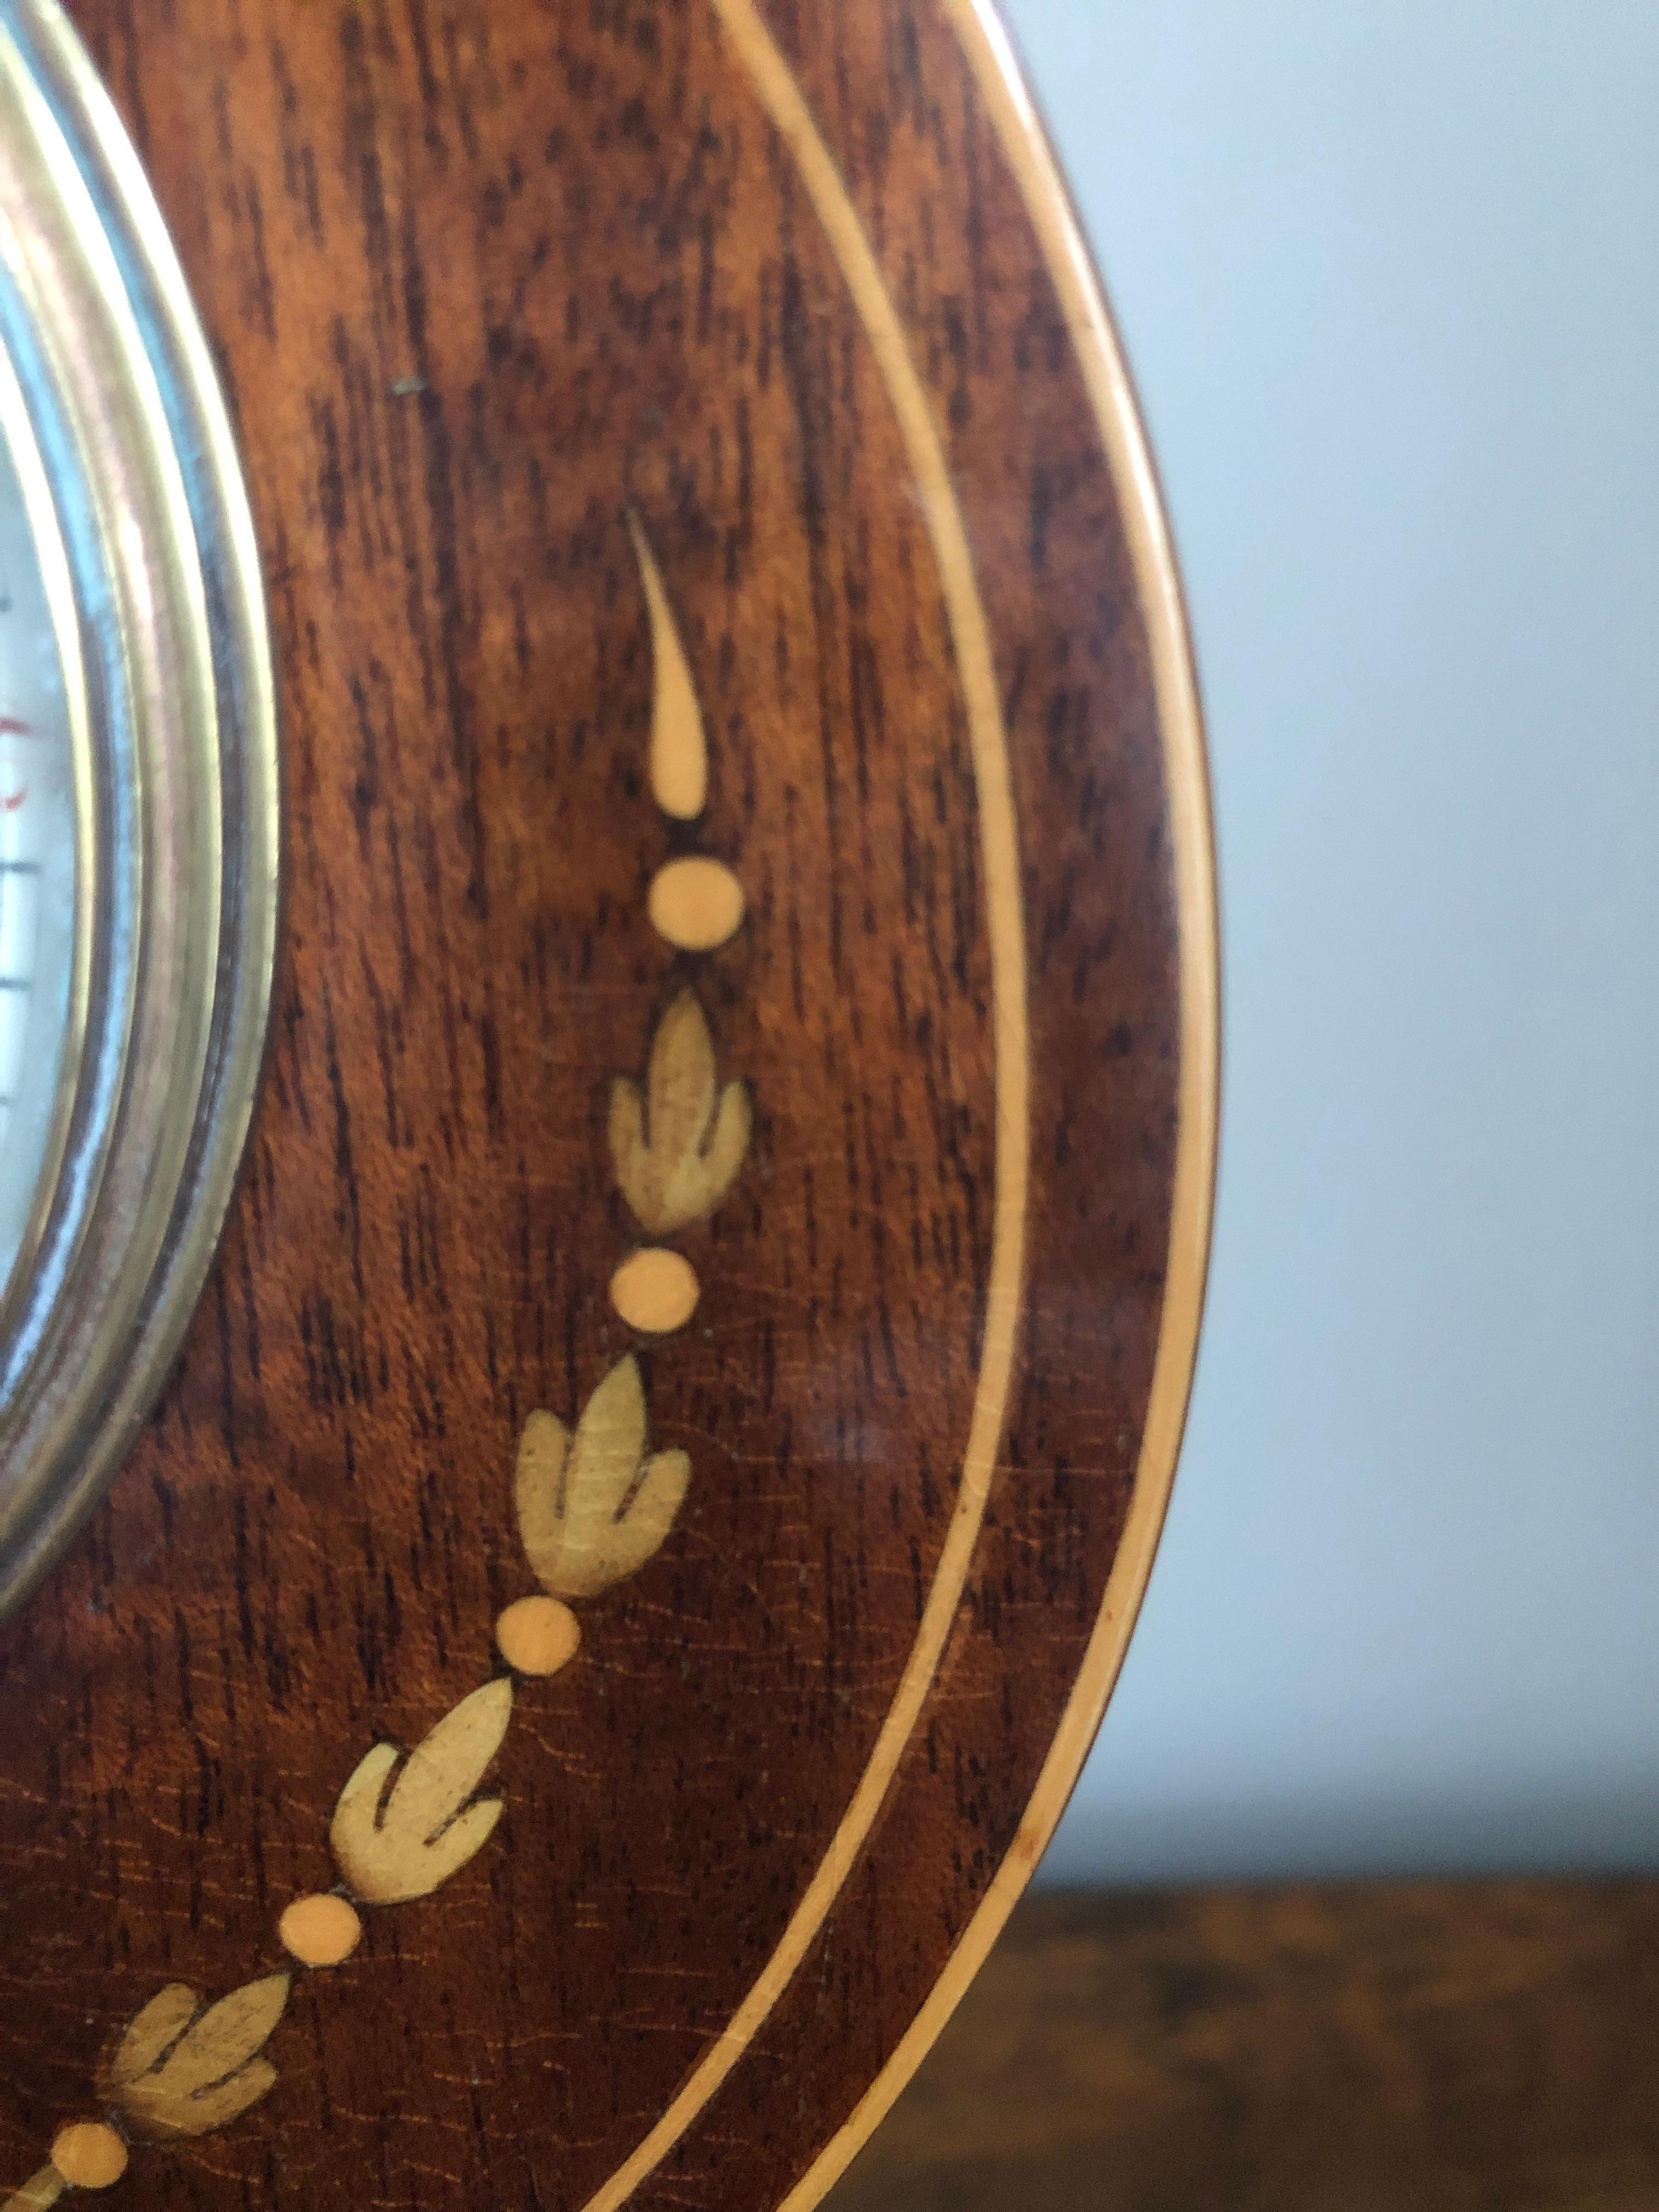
[830,1881,1659,2211]
[0,4,1214,2207]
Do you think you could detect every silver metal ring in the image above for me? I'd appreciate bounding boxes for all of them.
[0,0,279,1617]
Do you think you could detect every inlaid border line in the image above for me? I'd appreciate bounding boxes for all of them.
[578,0,1035,2202]
[781,2,1222,2203]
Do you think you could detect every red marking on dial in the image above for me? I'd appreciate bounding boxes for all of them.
[0,718,31,737]
[1,789,25,812]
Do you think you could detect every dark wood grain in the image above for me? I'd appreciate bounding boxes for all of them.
[0,4,1209,2208]
[827,1882,1659,2212]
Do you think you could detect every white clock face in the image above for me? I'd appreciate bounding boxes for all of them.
[0,428,74,1299]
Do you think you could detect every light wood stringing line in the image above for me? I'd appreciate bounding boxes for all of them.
[780,3,1221,2203]
[579,0,1034,2200]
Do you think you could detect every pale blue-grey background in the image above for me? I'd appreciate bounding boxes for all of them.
[1004,0,1659,1882]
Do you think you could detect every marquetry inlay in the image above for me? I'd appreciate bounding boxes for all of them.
[627,505,710,823]
[647,856,748,952]
[0,0,1217,2206]
[611,989,753,1236]
[0,505,755,2206]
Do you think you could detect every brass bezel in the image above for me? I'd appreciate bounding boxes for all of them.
[0,0,280,1618]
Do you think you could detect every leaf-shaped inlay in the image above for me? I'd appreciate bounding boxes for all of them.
[109,1975,291,2138]
[611,991,752,1236]
[330,1679,513,1906]
[516,1356,692,1599]
[110,1983,199,2088]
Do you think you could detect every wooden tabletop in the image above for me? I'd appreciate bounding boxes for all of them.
[826,1881,1659,2211]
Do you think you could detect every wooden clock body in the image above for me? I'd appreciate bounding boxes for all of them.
[0,3,1216,2208]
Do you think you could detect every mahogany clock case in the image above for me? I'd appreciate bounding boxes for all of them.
[0,4,1216,2211]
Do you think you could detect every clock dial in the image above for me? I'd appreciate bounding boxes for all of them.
[0,425,74,1298]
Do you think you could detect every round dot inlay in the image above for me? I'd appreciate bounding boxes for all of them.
[497,1596,583,1678]
[280,1893,364,1969]
[52,2125,127,2192]
[647,857,746,951]
[611,1248,701,1334]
